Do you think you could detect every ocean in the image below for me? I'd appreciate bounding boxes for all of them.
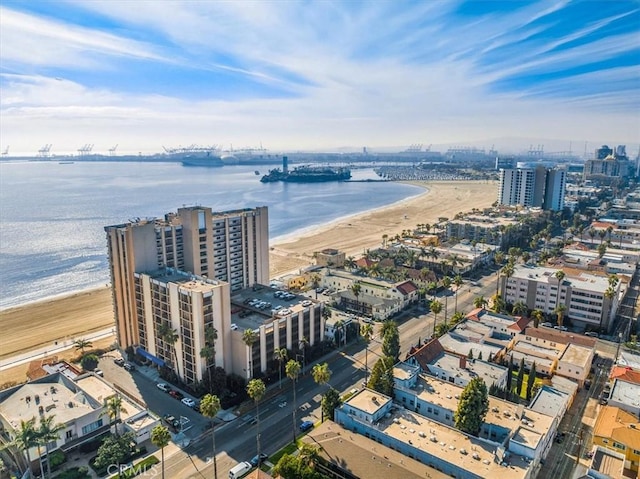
[0,161,423,308]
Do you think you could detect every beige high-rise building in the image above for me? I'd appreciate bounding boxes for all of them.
[104,206,269,353]
[133,269,231,383]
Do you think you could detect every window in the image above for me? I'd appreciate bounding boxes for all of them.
[66,430,73,439]
[81,419,104,435]
[613,442,626,451]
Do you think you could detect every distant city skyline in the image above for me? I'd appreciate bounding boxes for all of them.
[1,1,639,156]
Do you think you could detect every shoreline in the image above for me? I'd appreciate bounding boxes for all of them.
[0,179,499,362]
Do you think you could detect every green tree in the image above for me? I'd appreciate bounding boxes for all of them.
[73,338,93,354]
[37,414,64,479]
[453,274,464,313]
[242,329,257,379]
[360,323,374,384]
[274,348,288,389]
[321,388,342,423]
[454,377,489,436]
[368,356,394,397]
[351,283,362,314]
[246,379,266,463]
[381,322,400,362]
[93,432,135,473]
[150,425,171,479]
[4,417,37,479]
[200,394,221,478]
[430,300,443,335]
[473,296,488,309]
[199,326,218,392]
[312,363,331,389]
[531,309,544,328]
[103,395,127,437]
[526,362,537,401]
[516,358,525,396]
[157,322,179,371]
[512,301,528,317]
[285,359,301,443]
[555,303,567,327]
[80,354,99,371]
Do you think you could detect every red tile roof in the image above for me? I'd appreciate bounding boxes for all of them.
[610,366,640,385]
[396,281,418,295]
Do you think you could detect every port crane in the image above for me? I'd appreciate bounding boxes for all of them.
[109,144,118,156]
[38,144,53,157]
[77,144,94,156]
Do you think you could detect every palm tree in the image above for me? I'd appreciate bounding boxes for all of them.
[333,319,345,349]
[200,394,221,479]
[453,274,463,313]
[38,414,64,479]
[274,348,288,389]
[604,286,616,331]
[5,417,37,479]
[351,283,362,314]
[242,329,257,379]
[498,263,514,297]
[441,276,451,324]
[430,300,443,336]
[285,359,301,443]
[299,337,309,373]
[360,323,374,385]
[531,309,544,328]
[312,363,332,421]
[512,301,528,317]
[246,379,266,466]
[199,325,217,392]
[73,338,92,355]
[157,322,179,371]
[555,303,567,327]
[310,273,321,299]
[103,395,127,437]
[151,425,171,479]
[554,270,566,311]
[473,296,488,309]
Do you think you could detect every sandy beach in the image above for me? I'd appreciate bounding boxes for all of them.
[0,180,498,365]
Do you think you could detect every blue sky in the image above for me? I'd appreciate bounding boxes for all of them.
[1,0,639,155]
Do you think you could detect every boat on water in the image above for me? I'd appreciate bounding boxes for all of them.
[255,170,260,175]
[58,160,75,164]
[181,154,224,167]
[260,165,351,183]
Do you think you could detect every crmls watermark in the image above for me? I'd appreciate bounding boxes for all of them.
[107,463,159,477]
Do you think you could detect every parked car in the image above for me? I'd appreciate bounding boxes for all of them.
[299,420,314,432]
[585,331,599,338]
[250,453,268,467]
[157,383,171,393]
[181,397,196,408]
[113,358,125,367]
[123,363,136,371]
[162,414,180,430]
[554,326,568,331]
[170,390,185,400]
[94,369,104,377]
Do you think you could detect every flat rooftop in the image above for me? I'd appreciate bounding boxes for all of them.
[124,411,158,431]
[141,269,223,292]
[393,363,419,382]
[560,343,592,369]
[349,388,392,416]
[610,379,640,410]
[230,286,319,331]
[430,353,508,387]
[510,264,611,292]
[590,447,625,477]
[528,386,570,419]
[303,421,451,479]
[0,380,95,430]
[413,375,553,438]
[377,407,531,478]
[512,338,563,359]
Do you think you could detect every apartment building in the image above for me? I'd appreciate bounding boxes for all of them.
[593,406,640,473]
[334,383,548,478]
[502,265,621,331]
[105,205,269,350]
[498,166,566,211]
[0,373,149,476]
[133,269,232,384]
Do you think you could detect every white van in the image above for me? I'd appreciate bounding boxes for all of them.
[229,461,252,479]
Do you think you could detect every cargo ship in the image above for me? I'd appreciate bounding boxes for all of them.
[260,156,351,183]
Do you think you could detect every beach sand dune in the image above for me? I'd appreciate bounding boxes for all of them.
[0,180,498,363]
